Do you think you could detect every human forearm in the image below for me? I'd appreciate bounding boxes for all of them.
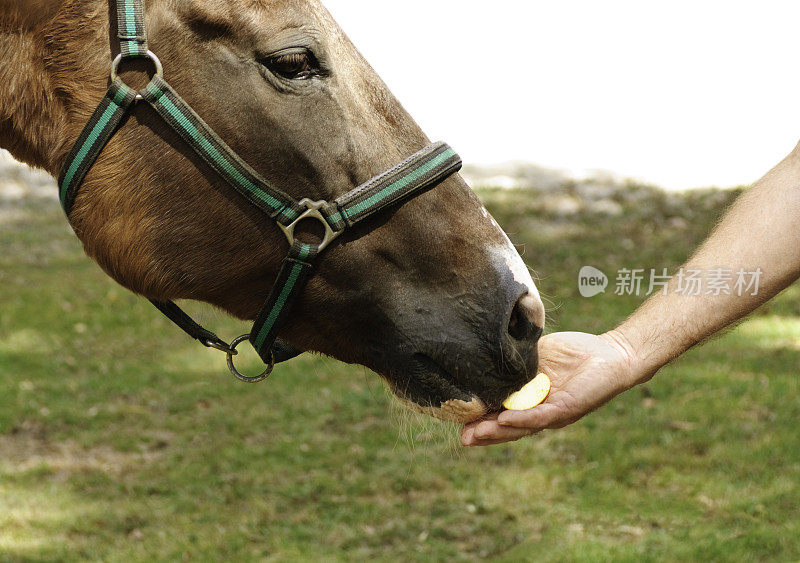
[615,144,800,383]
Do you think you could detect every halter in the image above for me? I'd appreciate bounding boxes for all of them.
[59,0,462,382]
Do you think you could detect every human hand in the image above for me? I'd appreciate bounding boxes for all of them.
[461,331,641,446]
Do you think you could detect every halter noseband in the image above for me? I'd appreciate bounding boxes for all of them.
[58,0,462,381]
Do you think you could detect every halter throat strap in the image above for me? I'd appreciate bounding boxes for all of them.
[58,0,462,379]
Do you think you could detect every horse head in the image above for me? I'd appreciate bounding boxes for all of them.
[0,0,545,422]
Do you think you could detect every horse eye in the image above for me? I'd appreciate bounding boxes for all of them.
[264,51,318,80]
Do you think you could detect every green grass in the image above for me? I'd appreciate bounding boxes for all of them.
[1,183,799,561]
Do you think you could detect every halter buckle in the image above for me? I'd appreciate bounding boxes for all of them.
[279,199,342,253]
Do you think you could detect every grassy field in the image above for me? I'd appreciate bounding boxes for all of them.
[1,178,799,561]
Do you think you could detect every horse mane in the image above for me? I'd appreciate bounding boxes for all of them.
[0,0,77,172]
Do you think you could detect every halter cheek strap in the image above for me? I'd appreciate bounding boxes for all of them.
[59,0,462,381]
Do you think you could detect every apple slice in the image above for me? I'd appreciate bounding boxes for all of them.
[503,373,551,410]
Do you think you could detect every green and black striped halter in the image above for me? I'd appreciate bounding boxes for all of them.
[59,0,462,381]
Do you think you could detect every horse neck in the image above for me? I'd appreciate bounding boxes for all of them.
[0,1,71,174]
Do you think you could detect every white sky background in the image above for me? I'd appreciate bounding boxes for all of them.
[324,1,800,190]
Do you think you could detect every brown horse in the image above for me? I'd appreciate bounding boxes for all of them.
[0,0,545,423]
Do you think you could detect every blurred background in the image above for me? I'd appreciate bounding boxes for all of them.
[328,0,800,190]
[2,1,800,560]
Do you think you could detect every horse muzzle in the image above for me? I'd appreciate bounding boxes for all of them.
[379,273,545,423]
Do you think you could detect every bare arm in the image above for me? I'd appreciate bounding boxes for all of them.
[463,143,800,446]
[617,144,800,377]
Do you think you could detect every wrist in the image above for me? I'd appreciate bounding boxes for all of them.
[600,327,661,388]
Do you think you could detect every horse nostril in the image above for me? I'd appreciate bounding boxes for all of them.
[507,302,528,341]
[507,293,545,342]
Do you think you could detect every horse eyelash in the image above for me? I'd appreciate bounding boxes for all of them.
[277,53,311,70]
[261,50,325,81]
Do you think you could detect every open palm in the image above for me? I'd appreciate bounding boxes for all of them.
[461,331,638,446]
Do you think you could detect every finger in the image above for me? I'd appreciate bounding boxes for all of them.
[462,424,528,447]
[472,419,503,440]
[461,413,500,443]
[463,412,499,429]
[464,420,533,443]
[461,425,476,446]
[467,438,513,447]
[497,403,564,430]
[466,430,534,447]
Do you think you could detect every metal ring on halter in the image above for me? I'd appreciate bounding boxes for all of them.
[110,51,163,100]
[226,334,274,383]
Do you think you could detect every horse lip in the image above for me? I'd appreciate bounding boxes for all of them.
[387,348,531,418]
[389,353,478,412]
[393,353,489,424]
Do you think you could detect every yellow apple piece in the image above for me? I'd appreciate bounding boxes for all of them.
[503,373,551,410]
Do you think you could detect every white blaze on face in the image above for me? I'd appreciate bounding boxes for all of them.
[484,207,546,328]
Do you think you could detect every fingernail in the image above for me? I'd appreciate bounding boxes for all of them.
[498,420,511,426]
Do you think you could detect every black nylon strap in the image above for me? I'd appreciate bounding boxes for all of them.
[272,340,303,363]
[59,80,137,215]
[140,76,304,223]
[323,142,461,231]
[249,241,319,363]
[116,0,149,57]
[151,299,302,362]
[150,299,228,349]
